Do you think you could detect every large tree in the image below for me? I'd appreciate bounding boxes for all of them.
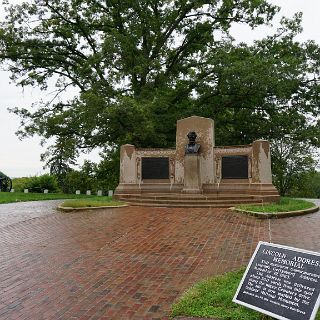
[0,0,319,174]
[271,135,317,196]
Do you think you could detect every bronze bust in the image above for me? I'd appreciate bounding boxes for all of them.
[185,131,200,154]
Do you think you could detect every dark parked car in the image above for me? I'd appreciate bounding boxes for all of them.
[0,171,12,192]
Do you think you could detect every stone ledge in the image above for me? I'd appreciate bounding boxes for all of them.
[232,206,319,219]
[57,204,128,211]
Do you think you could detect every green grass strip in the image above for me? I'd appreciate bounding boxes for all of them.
[61,199,124,208]
[171,268,320,319]
[0,192,112,204]
[237,197,315,213]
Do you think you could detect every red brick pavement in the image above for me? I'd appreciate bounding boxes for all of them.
[0,201,319,319]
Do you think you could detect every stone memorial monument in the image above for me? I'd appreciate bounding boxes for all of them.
[114,116,279,207]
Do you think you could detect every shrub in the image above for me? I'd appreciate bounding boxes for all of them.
[61,161,97,194]
[13,174,59,193]
[12,177,30,192]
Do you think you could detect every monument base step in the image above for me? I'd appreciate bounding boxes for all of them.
[114,192,277,208]
[126,202,263,208]
[117,193,257,200]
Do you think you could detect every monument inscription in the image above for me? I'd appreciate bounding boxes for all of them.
[233,242,320,320]
[141,157,169,180]
[221,155,248,179]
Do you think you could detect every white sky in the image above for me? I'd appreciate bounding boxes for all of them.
[0,0,320,177]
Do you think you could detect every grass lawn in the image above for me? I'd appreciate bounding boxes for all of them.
[237,197,315,213]
[171,268,320,319]
[61,199,125,208]
[0,192,113,204]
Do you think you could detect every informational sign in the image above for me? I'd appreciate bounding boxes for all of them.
[233,242,320,320]
[221,155,248,179]
[141,157,169,180]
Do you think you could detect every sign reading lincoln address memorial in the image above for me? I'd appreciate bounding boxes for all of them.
[233,242,320,320]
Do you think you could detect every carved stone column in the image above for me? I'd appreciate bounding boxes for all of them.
[248,155,252,183]
[136,157,141,183]
[169,157,175,184]
[215,155,221,184]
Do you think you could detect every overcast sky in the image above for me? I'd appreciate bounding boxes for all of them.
[0,1,319,178]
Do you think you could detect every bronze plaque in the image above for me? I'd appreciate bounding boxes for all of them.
[142,157,169,180]
[222,155,248,179]
[234,242,320,320]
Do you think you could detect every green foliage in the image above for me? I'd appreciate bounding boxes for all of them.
[53,155,119,194]
[14,174,59,193]
[12,177,29,192]
[271,136,317,196]
[289,171,320,198]
[95,150,120,192]
[61,161,97,194]
[238,197,315,213]
[0,1,319,193]
[311,172,320,198]
[42,137,77,188]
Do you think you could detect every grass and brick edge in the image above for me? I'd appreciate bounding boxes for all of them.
[170,268,320,320]
[170,268,266,320]
[58,204,128,211]
[233,205,319,219]
[58,199,127,211]
[232,198,319,219]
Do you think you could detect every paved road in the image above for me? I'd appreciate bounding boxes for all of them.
[0,200,319,319]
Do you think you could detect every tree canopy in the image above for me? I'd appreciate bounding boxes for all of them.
[0,0,319,190]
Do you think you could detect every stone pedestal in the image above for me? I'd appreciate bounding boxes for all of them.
[182,154,201,193]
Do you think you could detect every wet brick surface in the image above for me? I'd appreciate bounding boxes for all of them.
[0,200,319,319]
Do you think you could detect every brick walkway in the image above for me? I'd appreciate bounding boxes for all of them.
[0,200,319,320]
